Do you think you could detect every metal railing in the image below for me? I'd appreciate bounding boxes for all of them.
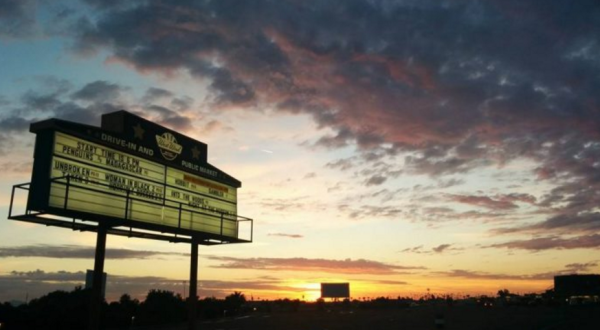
[8,176,253,243]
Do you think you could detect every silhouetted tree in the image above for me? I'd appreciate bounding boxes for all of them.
[0,287,93,329]
[199,296,224,319]
[105,293,140,328]
[224,291,246,315]
[316,298,326,311]
[497,289,510,299]
[136,290,185,325]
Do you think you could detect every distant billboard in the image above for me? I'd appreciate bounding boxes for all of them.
[25,111,248,242]
[321,283,350,298]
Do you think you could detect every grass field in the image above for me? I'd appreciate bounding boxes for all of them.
[177,305,600,330]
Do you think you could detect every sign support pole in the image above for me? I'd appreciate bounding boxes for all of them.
[188,239,199,330]
[89,224,108,330]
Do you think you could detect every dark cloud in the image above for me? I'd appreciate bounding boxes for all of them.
[399,203,508,225]
[369,279,408,286]
[267,233,303,239]
[14,1,599,149]
[400,245,424,254]
[71,80,124,102]
[447,193,536,211]
[432,244,452,253]
[207,256,425,275]
[142,87,174,103]
[565,262,598,273]
[1,78,196,138]
[55,1,600,216]
[0,269,296,302]
[342,204,403,220]
[0,0,37,39]
[489,234,600,251]
[9,269,85,281]
[401,244,461,254]
[4,0,600,252]
[200,65,256,105]
[437,269,551,281]
[9,78,116,127]
[0,117,32,133]
[0,270,86,303]
[494,213,600,235]
[404,153,489,177]
[437,178,464,189]
[448,194,518,210]
[365,175,387,186]
[439,261,600,281]
[316,128,355,149]
[20,77,73,111]
[0,244,188,259]
[325,157,357,171]
[141,105,193,131]
[170,96,194,112]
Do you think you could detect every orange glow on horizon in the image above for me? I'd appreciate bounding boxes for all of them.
[206,277,555,302]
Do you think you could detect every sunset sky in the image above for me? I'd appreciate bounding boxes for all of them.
[1,0,600,302]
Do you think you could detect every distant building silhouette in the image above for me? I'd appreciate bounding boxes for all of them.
[554,274,600,297]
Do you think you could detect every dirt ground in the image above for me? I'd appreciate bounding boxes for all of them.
[182,306,600,330]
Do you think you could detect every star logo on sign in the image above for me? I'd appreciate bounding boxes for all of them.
[133,123,145,140]
[191,146,201,159]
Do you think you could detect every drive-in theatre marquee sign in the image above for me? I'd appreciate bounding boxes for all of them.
[14,110,252,243]
[8,110,253,329]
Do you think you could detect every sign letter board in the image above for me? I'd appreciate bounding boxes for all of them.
[28,111,243,240]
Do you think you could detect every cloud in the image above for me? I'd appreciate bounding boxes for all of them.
[303,172,317,179]
[447,194,518,210]
[401,244,461,254]
[140,105,193,131]
[142,87,174,103]
[0,0,37,39]
[488,235,600,251]
[0,117,32,133]
[70,80,124,102]
[365,175,387,186]
[437,269,551,281]
[267,233,304,239]
[341,204,403,220]
[370,279,409,286]
[12,1,600,156]
[0,245,189,259]
[564,262,598,273]
[207,256,425,275]
[432,244,452,253]
[3,1,600,277]
[0,161,33,174]
[494,213,600,235]
[325,157,357,171]
[0,79,197,139]
[400,245,424,254]
[439,261,600,282]
[45,1,600,229]
[0,269,298,302]
[9,269,86,281]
